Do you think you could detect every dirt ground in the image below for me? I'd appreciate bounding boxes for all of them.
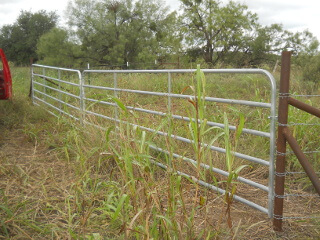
[0,125,78,239]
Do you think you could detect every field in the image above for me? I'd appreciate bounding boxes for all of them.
[0,66,319,239]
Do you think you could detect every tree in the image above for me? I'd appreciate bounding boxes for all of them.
[179,0,320,67]
[0,10,58,65]
[286,30,319,55]
[179,0,258,65]
[243,25,319,66]
[37,28,83,67]
[66,0,180,67]
[230,24,292,66]
[300,53,320,83]
[292,31,320,83]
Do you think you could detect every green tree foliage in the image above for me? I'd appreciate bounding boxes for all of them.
[1,0,318,69]
[301,54,320,83]
[179,0,258,65]
[66,0,181,67]
[239,24,287,66]
[179,0,319,67]
[295,38,320,83]
[0,10,58,65]
[37,28,82,67]
[233,24,319,66]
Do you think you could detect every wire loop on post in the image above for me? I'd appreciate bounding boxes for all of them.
[275,172,287,177]
[276,151,287,156]
[278,93,291,98]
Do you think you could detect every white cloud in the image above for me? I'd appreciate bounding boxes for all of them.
[242,0,320,39]
[0,0,24,3]
[0,0,67,27]
[243,0,302,11]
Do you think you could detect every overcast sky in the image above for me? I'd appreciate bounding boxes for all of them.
[0,0,320,41]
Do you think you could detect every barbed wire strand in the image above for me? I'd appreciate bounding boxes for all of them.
[274,194,320,198]
[278,122,320,126]
[291,94,320,97]
[276,150,320,156]
[275,171,320,176]
[278,93,320,98]
[273,91,320,220]
[274,214,320,220]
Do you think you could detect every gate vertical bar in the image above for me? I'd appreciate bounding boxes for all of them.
[43,68,46,102]
[58,69,62,110]
[168,72,172,114]
[114,73,118,122]
[167,72,173,167]
[31,65,34,104]
[80,71,85,124]
[267,70,277,218]
[273,51,291,231]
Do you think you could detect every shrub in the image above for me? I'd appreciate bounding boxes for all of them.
[302,54,320,83]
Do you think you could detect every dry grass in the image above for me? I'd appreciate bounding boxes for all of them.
[1,105,319,239]
[0,66,319,239]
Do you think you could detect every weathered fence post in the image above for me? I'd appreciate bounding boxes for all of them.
[273,51,291,231]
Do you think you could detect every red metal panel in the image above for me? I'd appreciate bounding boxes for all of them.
[0,48,12,100]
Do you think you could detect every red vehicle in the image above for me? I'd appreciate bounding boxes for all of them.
[0,48,12,100]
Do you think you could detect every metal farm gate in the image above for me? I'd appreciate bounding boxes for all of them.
[31,64,277,218]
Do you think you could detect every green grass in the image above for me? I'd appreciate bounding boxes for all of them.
[0,65,319,239]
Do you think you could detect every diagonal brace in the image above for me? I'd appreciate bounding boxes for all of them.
[283,127,320,195]
[288,97,320,118]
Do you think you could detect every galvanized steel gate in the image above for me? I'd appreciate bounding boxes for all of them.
[31,64,277,217]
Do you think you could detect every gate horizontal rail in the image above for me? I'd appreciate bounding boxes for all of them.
[84,97,270,137]
[32,65,277,218]
[34,81,81,100]
[84,108,270,166]
[151,158,269,215]
[149,145,269,192]
[33,73,81,87]
[84,84,271,108]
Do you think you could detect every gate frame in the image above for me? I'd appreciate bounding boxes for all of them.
[31,65,278,217]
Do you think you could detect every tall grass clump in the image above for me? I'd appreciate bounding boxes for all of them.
[170,65,251,235]
[99,97,194,238]
[91,66,246,238]
[222,112,251,228]
[179,66,222,234]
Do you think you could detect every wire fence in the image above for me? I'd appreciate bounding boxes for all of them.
[273,52,320,231]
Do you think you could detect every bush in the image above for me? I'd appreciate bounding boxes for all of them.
[302,54,320,83]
